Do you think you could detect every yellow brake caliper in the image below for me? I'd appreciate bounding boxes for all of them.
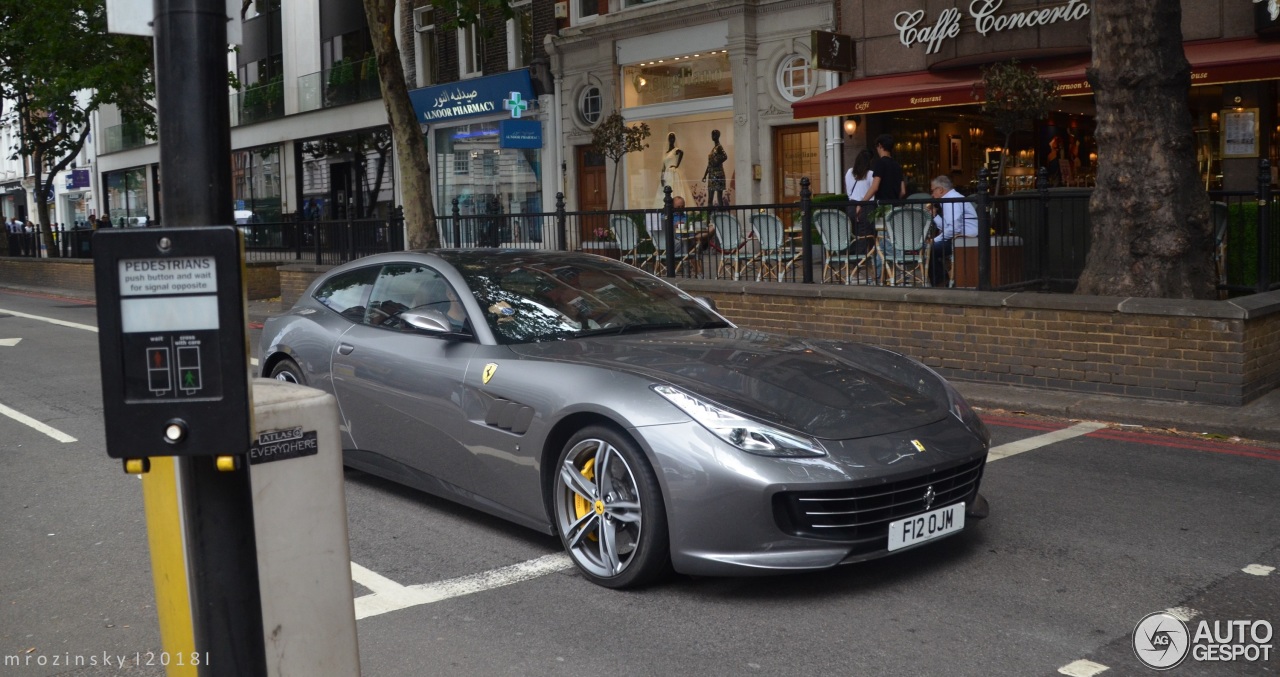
[573,457,599,542]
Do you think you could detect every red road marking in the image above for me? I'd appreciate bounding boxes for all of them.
[983,413,1280,463]
[1086,428,1280,463]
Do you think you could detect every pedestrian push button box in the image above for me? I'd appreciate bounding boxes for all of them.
[93,227,251,459]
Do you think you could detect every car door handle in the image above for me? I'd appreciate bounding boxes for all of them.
[337,343,355,355]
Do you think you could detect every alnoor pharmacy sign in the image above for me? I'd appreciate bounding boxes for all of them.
[895,0,1091,54]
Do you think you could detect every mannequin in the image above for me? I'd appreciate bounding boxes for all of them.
[702,129,728,207]
[655,132,685,206]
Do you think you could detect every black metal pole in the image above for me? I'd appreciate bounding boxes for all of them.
[976,169,992,291]
[662,186,675,277]
[799,177,813,283]
[152,0,267,674]
[1258,159,1271,294]
[555,192,567,252]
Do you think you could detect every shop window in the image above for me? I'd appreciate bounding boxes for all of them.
[578,86,602,126]
[776,54,812,103]
[622,51,732,108]
[458,20,482,78]
[507,1,532,71]
[434,122,543,245]
[231,145,283,222]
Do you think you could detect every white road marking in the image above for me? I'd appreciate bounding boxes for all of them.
[0,402,78,443]
[0,337,21,346]
[0,307,259,367]
[1243,564,1275,576]
[0,307,98,332]
[987,422,1108,462]
[353,553,573,620]
[1058,659,1108,676]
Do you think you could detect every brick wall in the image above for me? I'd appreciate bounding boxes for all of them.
[0,258,282,300]
[679,280,1280,407]
[244,262,281,300]
[0,258,95,292]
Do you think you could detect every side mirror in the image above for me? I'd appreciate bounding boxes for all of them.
[694,296,718,311]
[399,309,453,334]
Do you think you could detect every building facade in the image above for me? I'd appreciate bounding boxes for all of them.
[549,0,840,245]
[792,0,1280,195]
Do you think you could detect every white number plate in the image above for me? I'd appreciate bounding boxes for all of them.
[887,502,964,551]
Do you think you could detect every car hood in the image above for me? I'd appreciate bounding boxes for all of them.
[508,329,950,439]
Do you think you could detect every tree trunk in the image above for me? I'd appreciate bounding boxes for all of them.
[1076,0,1213,298]
[364,0,437,249]
[33,150,58,258]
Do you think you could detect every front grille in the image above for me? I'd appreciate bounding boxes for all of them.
[773,459,984,547]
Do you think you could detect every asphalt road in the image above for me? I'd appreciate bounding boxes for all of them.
[1,288,1277,677]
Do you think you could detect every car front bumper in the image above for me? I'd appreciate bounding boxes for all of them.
[633,418,989,577]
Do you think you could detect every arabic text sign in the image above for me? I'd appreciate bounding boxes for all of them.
[500,120,542,149]
[409,70,535,125]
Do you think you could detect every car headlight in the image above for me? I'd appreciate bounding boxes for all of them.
[943,381,990,445]
[652,385,826,457]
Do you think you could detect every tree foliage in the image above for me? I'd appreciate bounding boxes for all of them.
[0,0,152,253]
[591,111,651,209]
[973,60,1058,195]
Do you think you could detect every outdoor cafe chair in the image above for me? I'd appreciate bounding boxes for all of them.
[712,212,751,280]
[881,207,932,287]
[814,208,883,284]
[610,214,660,273]
[748,212,800,281]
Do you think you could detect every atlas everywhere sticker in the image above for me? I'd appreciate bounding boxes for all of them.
[482,362,498,384]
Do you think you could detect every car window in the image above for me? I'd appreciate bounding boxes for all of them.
[313,266,379,322]
[451,256,725,344]
[366,264,468,333]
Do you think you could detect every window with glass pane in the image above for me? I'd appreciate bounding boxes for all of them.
[579,86,602,125]
[777,55,812,102]
[577,0,597,18]
[508,1,532,69]
[459,22,481,77]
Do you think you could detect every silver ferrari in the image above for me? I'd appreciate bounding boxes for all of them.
[259,249,990,588]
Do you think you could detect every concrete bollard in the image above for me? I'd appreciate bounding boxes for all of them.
[249,378,360,676]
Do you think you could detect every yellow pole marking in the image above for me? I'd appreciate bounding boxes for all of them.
[141,456,197,677]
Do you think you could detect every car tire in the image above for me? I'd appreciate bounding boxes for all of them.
[552,425,671,589]
[268,357,306,385]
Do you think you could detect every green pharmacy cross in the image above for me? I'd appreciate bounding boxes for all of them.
[504,92,528,118]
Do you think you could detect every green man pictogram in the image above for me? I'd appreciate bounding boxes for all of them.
[183,370,197,388]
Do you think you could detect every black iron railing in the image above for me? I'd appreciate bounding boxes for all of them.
[9,163,1276,296]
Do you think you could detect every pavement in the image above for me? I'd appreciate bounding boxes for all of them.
[8,282,1280,445]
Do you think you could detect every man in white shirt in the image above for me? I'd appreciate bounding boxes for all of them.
[926,175,979,287]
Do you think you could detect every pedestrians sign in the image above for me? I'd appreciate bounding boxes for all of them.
[92,226,251,458]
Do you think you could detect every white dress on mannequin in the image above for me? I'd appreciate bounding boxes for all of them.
[655,148,686,206]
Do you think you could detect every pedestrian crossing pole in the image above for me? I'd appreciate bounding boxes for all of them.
[151,0,267,673]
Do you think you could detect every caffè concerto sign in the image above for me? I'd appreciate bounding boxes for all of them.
[895,0,1091,55]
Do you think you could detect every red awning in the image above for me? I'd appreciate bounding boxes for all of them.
[792,38,1280,119]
